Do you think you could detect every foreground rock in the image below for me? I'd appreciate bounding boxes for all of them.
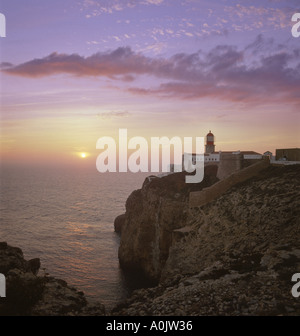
[112,165,300,316]
[0,242,105,316]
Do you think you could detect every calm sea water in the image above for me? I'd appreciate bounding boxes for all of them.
[0,164,148,310]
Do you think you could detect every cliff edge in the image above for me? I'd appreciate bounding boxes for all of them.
[118,166,219,284]
[114,164,300,315]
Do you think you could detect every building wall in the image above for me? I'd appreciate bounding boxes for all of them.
[205,153,219,162]
[244,155,262,160]
[276,148,300,161]
[189,158,270,208]
[183,152,263,174]
[205,144,215,154]
[217,152,243,180]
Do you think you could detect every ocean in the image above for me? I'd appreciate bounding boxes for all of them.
[0,164,149,310]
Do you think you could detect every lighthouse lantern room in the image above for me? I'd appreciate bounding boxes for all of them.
[205,130,215,154]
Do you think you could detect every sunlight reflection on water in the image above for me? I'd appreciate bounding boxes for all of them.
[0,165,149,310]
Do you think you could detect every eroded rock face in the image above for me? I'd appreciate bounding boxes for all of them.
[112,165,300,316]
[0,243,105,316]
[112,250,300,316]
[162,165,300,283]
[114,214,126,234]
[118,166,218,284]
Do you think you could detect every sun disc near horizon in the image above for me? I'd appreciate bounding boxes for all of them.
[80,153,86,158]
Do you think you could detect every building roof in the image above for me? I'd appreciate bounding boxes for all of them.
[276,148,300,151]
[185,150,262,156]
[209,151,262,155]
[240,151,262,155]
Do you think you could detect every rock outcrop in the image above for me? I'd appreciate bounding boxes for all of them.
[114,214,126,234]
[118,166,219,284]
[0,242,105,316]
[113,164,300,316]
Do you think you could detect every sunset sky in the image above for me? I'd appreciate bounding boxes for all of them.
[0,0,299,168]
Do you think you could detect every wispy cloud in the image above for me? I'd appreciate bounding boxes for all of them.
[142,0,164,5]
[81,1,295,53]
[3,35,300,107]
[138,42,168,54]
[224,4,293,31]
[97,110,131,119]
[82,0,164,17]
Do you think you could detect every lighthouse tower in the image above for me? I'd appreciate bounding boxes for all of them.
[205,131,215,154]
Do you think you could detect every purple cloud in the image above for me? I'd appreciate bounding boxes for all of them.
[2,35,300,106]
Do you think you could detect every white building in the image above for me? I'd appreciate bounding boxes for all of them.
[183,131,262,170]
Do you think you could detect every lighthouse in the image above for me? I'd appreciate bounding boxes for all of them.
[205,131,215,154]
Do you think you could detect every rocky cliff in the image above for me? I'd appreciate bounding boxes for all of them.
[118,166,219,285]
[114,164,300,316]
[0,242,105,316]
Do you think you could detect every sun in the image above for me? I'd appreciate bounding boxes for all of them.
[76,151,89,159]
